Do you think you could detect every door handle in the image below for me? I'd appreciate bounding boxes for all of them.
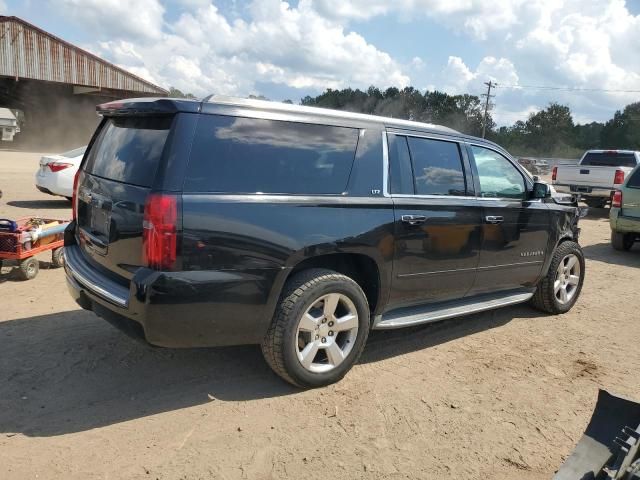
[485,215,504,224]
[401,214,427,225]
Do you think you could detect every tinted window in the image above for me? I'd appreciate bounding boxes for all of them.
[471,146,525,199]
[581,152,637,167]
[85,117,171,187]
[628,167,640,188]
[184,115,359,194]
[407,137,466,195]
[388,134,414,194]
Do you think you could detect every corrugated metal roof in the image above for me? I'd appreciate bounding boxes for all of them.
[0,16,167,94]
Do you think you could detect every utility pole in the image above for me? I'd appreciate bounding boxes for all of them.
[481,80,496,139]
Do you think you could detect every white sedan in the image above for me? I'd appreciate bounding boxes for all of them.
[35,146,86,199]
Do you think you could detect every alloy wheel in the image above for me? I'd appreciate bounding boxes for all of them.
[295,293,359,373]
[554,254,581,305]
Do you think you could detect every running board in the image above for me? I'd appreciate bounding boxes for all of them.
[373,290,535,330]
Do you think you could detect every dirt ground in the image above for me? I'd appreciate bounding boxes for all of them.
[1,151,639,480]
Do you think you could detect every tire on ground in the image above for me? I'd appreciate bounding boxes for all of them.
[611,230,634,251]
[261,268,370,388]
[530,240,585,314]
[18,256,39,281]
[52,247,65,268]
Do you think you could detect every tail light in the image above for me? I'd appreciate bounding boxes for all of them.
[614,169,625,185]
[552,166,558,181]
[143,194,178,270]
[612,190,623,208]
[48,162,74,172]
[71,169,80,220]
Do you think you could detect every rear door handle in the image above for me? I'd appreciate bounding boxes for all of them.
[401,215,427,225]
[485,215,504,224]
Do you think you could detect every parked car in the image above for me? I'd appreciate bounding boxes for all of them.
[35,146,86,199]
[64,96,585,388]
[610,163,640,251]
[552,150,640,208]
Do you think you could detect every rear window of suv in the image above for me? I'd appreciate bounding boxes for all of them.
[84,117,172,187]
[581,152,637,167]
[184,115,359,194]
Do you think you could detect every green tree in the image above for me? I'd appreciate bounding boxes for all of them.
[168,87,197,99]
[523,103,575,155]
[601,102,640,149]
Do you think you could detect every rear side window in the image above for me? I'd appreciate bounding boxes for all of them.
[388,134,414,194]
[581,152,637,167]
[628,167,640,188]
[406,137,466,196]
[84,117,172,187]
[184,115,359,194]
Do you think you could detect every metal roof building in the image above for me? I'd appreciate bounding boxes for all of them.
[0,16,167,149]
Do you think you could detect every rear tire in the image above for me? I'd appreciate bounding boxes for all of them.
[18,257,39,280]
[584,197,607,209]
[261,268,370,388]
[51,247,64,268]
[611,230,634,251]
[530,241,585,314]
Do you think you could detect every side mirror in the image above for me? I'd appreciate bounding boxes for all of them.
[531,181,551,199]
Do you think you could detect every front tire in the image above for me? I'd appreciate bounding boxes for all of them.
[530,241,585,314]
[261,268,370,388]
[611,230,634,251]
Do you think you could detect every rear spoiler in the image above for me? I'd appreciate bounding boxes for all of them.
[96,98,201,116]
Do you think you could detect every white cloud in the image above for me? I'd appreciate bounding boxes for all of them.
[53,0,165,41]
[442,56,519,94]
[46,0,640,124]
[78,0,409,97]
[311,0,525,39]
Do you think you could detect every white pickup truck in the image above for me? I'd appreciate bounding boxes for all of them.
[552,150,640,208]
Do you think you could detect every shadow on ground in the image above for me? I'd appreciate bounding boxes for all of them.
[582,242,640,267]
[7,199,71,210]
[0,304,535,437]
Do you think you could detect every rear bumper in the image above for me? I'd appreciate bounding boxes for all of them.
[35,170,73,197]
[553,183,613,198]
[64,244,286,347]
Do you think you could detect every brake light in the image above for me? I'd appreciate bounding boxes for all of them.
[48,162,73,172]
[143,194,177,270]
[552,166,558,181]
[612,190,623,208]
[614,169,625,185]
[72,169,80,220]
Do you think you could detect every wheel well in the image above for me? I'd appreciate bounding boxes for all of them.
[289,253,380,313]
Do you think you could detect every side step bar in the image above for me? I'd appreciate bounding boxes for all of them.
[373,290,535,329]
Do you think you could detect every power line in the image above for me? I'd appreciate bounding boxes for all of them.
[496,84,640,93]
[481,80,496,139]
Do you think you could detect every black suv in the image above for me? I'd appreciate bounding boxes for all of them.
[65,96,585,388]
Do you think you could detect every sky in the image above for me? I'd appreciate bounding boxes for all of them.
[2,0,640,126]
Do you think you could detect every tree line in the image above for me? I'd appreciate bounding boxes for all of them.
[169,85,640,158]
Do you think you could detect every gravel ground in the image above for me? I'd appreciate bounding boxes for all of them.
[1,152,639,480]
